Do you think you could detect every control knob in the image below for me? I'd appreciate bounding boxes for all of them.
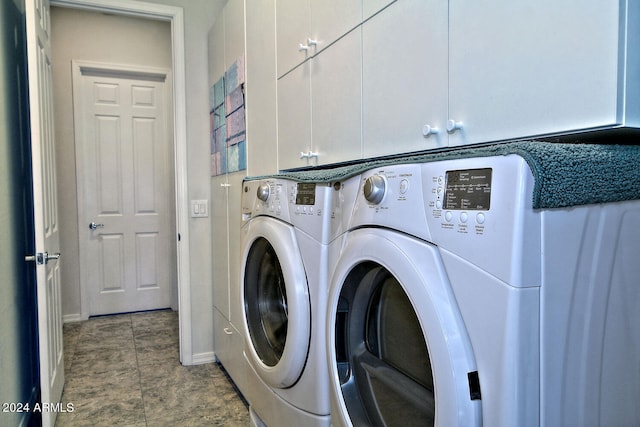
[257,183,270,202]
[363,174,386,204]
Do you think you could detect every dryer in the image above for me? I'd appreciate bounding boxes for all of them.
[240,177,350,426]
[326,154,640,426]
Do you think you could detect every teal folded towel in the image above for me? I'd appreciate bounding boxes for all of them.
[245,141,640,209]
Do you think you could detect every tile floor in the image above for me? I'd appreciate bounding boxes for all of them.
[56,310,250,426]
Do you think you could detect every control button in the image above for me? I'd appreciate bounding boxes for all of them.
[460,212,468,223]
[364,174,386,204]
[437,187,443,195]
[436,200,442,209]
[437,176,444,185]
[400,179,409,194]
[476,213,486,224]
[257,183,270,202]
[445,211,453,222]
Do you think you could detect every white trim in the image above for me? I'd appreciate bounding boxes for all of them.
[63,313,84,323]
[191,351,216,365]
[51,0,193,365]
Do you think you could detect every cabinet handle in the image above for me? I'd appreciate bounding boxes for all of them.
[307,38,318,46]
[446,119,463,133]
[422,124,439,137]
[300,151,318,159]
[223,327,233,335]
[220,183,231,187]
[298,43,310,52]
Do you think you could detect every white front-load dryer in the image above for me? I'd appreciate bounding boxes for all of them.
[240,178,336,427]
[327,154,640,426]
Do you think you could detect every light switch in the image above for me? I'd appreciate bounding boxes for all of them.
[191,199,209,218]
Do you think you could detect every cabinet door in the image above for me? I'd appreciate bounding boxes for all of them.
[211,174,230,318]
[277,61,312,170]
[363,0,448,159]
[363,0,396,20]
[227,172,245,328]
[276,0,311,77]
[449,0,621,146]
[310,0,361,55]
[312,28,362,165]
[246,0,278,176]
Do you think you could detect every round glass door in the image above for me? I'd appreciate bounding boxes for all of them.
[336,262,435,427]
[244,237,288,367]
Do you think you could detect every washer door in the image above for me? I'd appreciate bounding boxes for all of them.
[328,228,482,427]
[241,217,311,389]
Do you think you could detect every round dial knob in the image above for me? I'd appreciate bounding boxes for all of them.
[257,183,270,202]
[363,174,386,204]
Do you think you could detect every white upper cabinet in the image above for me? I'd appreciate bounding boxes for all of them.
[276,0,310,77]
[276,0,361,78]
[448,0,627,146]
[363,0,448,158]
[311,29,362,166]
[276,0,363,170]
[363,0,396,20]
[277,29,362,171]
[273,0,640,169]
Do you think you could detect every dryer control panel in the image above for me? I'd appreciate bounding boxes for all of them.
[242,179,334,243]
[351,164,432,241]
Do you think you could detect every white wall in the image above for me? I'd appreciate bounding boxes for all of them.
[52,0,225,360]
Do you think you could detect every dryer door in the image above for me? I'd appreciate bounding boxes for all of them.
[328,228,482,427]
[241,216,311,389]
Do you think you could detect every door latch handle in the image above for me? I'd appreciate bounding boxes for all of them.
[44,252,61,263]
[89,222,104,230]
[25,252,61,265]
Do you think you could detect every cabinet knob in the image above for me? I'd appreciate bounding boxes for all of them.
[298,43,310,52]
[307,38,318,46]
[422,124,439,137]
[446,119,464,133]
[300,151,319,159]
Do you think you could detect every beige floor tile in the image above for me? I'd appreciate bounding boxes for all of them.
[56,310,249,427]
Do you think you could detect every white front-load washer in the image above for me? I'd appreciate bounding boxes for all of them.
[240,177,344,427]
[326,154,640,426]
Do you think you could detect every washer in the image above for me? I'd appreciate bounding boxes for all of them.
[240,177,343,427]
[326,154,640,426]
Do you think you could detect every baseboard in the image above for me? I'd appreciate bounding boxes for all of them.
[63,313,84,323]
[190,351,216,365]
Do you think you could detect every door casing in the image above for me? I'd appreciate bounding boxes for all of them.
[50,0,194,364]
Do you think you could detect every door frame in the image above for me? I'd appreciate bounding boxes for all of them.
[51,0,194,364]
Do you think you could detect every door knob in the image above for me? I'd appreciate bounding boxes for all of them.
[89,222,104,230]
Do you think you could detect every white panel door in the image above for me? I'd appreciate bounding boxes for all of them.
[25,0,64,425]
[74,63,173,316]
